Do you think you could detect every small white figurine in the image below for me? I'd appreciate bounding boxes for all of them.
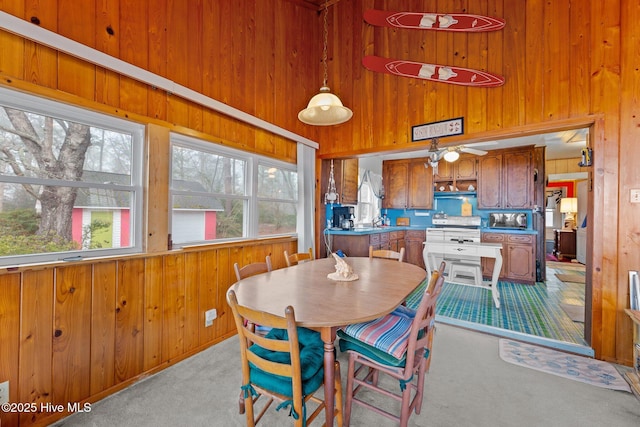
[327,253,359,281]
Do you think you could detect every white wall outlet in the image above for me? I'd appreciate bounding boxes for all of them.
[631,189,640,204]
[0,380,9,405]
[205,309,218,327]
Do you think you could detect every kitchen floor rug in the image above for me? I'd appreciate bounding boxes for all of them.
[560,303,585,322]
[499,339,631,392]
[555,273,586,283]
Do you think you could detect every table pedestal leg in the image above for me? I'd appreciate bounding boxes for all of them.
[321,327,337,426]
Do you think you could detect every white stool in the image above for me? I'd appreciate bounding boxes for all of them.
[448,262,483,287]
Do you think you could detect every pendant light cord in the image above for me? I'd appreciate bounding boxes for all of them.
[322,0,328,87]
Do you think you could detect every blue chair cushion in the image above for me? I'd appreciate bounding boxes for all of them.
[248,327,324,397]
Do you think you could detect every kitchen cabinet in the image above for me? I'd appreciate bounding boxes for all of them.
[434,154,477,192]
[477,147,534,209]
[382,160,408,209]
[322,158,359,206]
[382,159,433,209]
[332,233,374,257]
[481,232,536,284]
[389,230,406,252]
[477,153,503,208]
[554,229,576,260]
[370,231,390,250]
[405,229,426,269]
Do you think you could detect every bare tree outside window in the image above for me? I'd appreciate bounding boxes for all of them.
[0,99,138,261]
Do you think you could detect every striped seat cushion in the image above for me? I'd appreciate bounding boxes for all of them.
[340,313,412,359]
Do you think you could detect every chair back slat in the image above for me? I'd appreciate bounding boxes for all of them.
[369,245,405,262]
[284,248,314,267]
[227,290,342,426]
[234,255,273,281]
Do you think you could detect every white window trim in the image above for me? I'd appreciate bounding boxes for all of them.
[169,133,303,246]
[0,87,145,267]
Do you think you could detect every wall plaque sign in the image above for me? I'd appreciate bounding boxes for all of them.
[412,117,463,142]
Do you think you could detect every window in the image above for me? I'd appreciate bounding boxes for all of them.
[257,164,298,236]
[170,134,298,245]
[0,88,144,266]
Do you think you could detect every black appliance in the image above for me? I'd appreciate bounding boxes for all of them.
[488,212,527,229]
[332,206,353,230]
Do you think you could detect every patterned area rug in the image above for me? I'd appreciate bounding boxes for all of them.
[499,339,631,392]
[409,280,586,344]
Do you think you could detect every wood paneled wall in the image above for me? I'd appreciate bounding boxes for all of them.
[0,239,296,427]
[0,1,639,419]
[0,0,322,163]
[317,0,639,367]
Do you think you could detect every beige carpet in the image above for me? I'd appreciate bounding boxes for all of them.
[556,273,586,283]
[560,303,585,322]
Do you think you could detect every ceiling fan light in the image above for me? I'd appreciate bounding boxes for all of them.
[298,87,353,125]
[443,150,460,162]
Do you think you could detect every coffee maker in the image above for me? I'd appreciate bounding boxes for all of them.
[332,206,354,230]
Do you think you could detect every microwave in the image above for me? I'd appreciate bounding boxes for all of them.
[488,212,527,229]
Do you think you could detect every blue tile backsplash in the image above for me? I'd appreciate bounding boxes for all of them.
[326,192,534,231]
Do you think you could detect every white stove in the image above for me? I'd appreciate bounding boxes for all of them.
[425,216,482,272]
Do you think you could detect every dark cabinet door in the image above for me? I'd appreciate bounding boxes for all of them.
[503,151,532,208]
[382,160,409,209]
[404,230,426,269]
[340,158,359,205]
[455,156,477,180]
[478,154,503,209]
[408,160,433,209]
[506,243,535,281]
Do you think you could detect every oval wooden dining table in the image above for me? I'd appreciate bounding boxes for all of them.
[227,256,427,426]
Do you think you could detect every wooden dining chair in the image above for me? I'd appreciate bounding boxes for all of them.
[234,255,273,282]
[284,248,314,267]
[369,245,405,263]
[227,290,343,427]
[338,269,445,427]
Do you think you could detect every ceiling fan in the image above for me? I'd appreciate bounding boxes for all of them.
[424,138,493,172]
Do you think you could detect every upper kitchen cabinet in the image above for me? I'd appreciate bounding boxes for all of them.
[478,147,534,209]
[434,154,477,193]
[322,158,359,205]
[383,158,433,209]
[434,154,477,182]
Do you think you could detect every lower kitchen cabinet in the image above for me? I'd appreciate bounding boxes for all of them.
[389,230,406,252]
[481,232,536,284]
[405,230,426,269]
[330,229,424,268]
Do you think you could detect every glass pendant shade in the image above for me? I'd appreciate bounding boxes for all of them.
[298,86,353,126]
[443,150,460,162]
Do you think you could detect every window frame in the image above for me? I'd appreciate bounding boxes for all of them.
[0,87,145,267]
[169,133,299,247]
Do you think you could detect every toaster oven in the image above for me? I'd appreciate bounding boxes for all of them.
[488,212,527,229]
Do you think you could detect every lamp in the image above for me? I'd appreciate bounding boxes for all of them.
[298,1,352,126]
[443,149,460,162]
[560,197,577,229]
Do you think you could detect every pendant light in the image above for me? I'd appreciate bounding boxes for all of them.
[298,1,352,126]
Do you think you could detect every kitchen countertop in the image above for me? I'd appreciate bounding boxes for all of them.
[325,226,538,236]
[481,228,538,235]
[324,226,422,235]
